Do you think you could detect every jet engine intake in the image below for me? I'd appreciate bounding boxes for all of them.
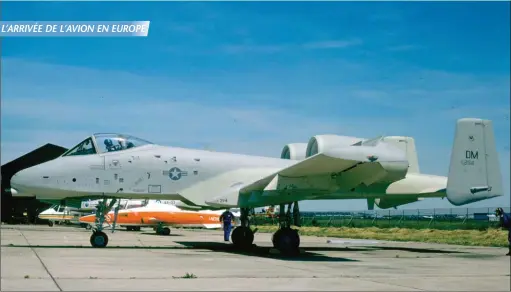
[281,143,308,160]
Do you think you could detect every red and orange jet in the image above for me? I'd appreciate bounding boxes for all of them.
[79,201,237,235]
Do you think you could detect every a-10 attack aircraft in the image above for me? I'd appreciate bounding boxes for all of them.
[9,118,503,255]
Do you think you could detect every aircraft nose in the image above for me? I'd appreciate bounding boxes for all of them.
[10,167,40,196]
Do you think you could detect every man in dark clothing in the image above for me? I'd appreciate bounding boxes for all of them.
[219,209,236,242]
[495,208,510,256]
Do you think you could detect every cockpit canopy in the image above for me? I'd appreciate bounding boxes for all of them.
[52,205,66,212]
[61,133,154,157]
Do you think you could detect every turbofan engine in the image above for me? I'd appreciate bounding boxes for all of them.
[305,135,365,158]
[280,143,308,160]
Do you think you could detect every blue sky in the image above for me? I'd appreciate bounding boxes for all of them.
[1,1,510,211]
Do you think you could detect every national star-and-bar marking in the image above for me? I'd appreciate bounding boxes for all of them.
[163,167,188,181]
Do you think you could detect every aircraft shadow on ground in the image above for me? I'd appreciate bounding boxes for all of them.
[139,232,183,237]
[174,241,359,262]
[1,227,89,233]
[314,246,466,254]
[1,244,191,250]
[2,242,480,260]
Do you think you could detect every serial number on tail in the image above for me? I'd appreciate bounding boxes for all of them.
[461,150,479,166]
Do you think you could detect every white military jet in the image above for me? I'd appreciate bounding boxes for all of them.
[9,118,503,255]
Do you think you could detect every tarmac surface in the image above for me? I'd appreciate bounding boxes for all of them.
[1,224,509,291]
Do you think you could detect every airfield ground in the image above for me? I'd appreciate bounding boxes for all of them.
[1,225,509,291]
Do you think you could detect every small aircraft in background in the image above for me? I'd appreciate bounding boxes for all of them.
[38,204,84,227]
[39,199,148,227]
[79,200,238,236]
[80,198,147,211]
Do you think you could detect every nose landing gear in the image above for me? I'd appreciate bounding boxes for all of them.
[88,197,121,248]
[90,230,108,248]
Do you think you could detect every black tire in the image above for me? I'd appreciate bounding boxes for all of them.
[134,226,141,231]
[275,228,300,256]
[162,227,171,235]
[90,231,109,248]
[231,226,254,248]
[48,221,54,227]
[272,229,283,248]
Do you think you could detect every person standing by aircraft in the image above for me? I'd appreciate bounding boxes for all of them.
[495,207,510,256]
[220,209,235,242]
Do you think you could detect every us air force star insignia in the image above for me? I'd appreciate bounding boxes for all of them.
[163,167,188,181]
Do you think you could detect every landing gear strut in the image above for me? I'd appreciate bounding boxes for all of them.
[271,202,301,256]
[89,197,120,248]
[231,208,254,249]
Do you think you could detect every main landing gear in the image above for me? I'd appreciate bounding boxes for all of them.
[231,207,255,249]
[271,202,301,256]
[153,223,171,235]
[89,197,121,248]
[231,202,301,256]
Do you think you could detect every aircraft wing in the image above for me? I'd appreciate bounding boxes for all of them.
[236,144,408,207]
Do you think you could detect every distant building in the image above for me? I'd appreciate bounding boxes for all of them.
[1,143,68,224]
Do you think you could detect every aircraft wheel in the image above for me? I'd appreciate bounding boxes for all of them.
[231,226,254,248]
[162,227,171,236]
[126,226,133,231]
[275,228,300,256]
[48,221,54,227]
[90,231,109,248]
[272,229,283,248]
[134,226,141,231]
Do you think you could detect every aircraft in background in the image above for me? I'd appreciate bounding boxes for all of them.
[80,198,147,211]
[38,204,85,227]
[39,199,148,228]
[79,200,238,236]
[9,118,504,255]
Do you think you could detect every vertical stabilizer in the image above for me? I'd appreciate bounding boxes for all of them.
[446,118,503,206]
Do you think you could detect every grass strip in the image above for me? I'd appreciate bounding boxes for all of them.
[254,225,509,247]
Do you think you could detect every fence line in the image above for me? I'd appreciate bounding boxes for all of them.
[251,207,510,230]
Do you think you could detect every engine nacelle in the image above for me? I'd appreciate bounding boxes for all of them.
[381,136,420,173]
[281,143,308,160]
[305,135,365,158]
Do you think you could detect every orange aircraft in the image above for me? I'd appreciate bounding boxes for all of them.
[79,200,236,235]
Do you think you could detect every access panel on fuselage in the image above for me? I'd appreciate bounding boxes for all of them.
[110,149,203,196]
